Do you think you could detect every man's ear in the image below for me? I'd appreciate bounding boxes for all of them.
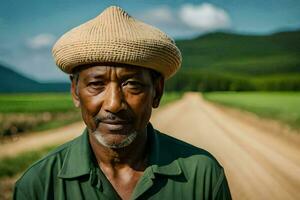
[71,77,80,108]
[152,77,164,108]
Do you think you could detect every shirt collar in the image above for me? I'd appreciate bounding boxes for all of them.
[147,124,182,176]
[57,123,182,179]
[58,128,92,178]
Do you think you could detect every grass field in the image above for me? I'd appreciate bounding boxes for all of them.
[203,92,300,129]
[0,93,80,137]
[0,93,75,113]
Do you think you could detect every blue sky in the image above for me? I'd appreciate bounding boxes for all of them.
[1,0,300,82]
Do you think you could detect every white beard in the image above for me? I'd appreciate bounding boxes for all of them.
[92,130,138,149]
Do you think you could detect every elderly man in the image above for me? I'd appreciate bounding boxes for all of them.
[14,6,231,200]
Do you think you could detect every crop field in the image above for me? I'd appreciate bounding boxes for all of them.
[204,92,300,129]
[0,93,79,137]
[0,93,75,113]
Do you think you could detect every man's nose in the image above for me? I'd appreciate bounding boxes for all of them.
[102,83,124,113]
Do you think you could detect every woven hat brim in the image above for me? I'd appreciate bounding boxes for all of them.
[53,39,182,79]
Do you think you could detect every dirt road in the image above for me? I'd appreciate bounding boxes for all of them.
[0,122,85,158]
[1,93,299,200]
[151,93,300,200]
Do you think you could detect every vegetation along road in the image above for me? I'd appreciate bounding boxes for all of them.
[1,93,299,200]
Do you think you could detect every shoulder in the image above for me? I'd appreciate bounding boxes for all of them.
[155,129,221,168]
[14,136,79,196]
[155,129,224,182]
[155,130,231,199]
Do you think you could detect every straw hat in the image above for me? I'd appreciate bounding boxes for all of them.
[52,6,182,79]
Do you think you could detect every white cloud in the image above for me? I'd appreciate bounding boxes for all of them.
[139,6,175,25]
[149,6,174,23]
[27,33,56,49]
[179,3,231,31]
[137,3,231,38]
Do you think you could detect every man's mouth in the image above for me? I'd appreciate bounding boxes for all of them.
[94,113,134,132]
[98,120,133,132]
[101,120,130,125]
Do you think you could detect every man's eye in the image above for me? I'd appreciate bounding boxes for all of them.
[122,81,145,93]
[88,81,105,88]
[124,81,143,88]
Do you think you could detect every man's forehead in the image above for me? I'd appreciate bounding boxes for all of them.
[77,64,151,78]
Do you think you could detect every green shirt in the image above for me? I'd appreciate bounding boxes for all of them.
[14,124,231,200]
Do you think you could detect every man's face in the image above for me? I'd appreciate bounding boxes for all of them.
[71,64,163,148]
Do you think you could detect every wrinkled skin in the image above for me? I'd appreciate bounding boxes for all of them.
[71,64,164,148]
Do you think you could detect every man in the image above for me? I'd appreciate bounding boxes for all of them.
[14,6,231,200]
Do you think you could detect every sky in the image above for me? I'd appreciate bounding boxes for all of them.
[1,0,300,82]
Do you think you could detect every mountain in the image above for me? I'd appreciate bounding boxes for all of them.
[0,64,70,93]
[176,29,300,76]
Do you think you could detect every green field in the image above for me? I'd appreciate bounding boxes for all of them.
[0,93,79,137]
[204,92,300,129]
[0,93,75,113]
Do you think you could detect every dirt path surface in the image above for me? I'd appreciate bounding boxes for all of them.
[151,93,300,200]
[1,93,300,200]
[0,122,85,158]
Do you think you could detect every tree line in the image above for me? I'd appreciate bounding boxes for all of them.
[165,70,300,92]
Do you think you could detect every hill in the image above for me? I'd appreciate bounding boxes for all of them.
[176,30,300,75]
[165,30,300,91]
[0,64,70,93]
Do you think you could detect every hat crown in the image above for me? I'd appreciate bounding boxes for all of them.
[90,5,139,40]
[99,6,131,21]
[52,6,182,79]
[77,5,172,42]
